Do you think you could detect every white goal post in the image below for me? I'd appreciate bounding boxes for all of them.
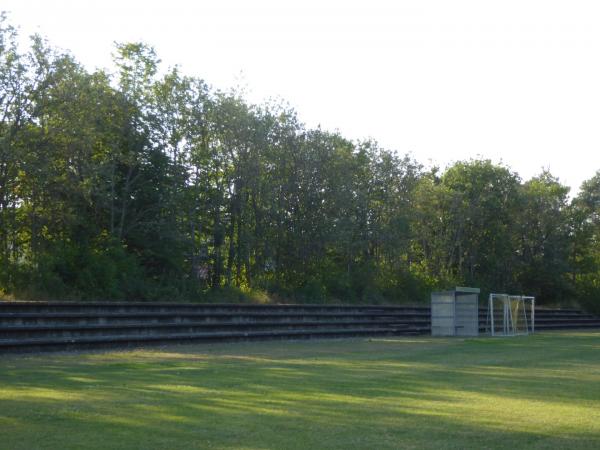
[486,293,535,336]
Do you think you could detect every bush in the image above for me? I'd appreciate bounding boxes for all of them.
[576,274,600,315]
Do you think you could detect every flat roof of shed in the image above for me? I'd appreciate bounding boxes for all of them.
[432,286,481,295]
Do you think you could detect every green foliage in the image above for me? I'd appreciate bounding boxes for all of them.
[571,171,600,312]
[0,14,599,308]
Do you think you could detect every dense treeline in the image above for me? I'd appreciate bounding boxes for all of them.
[1,16,599,307]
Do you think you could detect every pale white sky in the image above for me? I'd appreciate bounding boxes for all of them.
[4,0,600,192]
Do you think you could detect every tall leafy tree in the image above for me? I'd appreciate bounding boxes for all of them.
[571,171,600,311]
[517,172,571,302]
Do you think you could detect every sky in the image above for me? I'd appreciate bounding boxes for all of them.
[3,0,600,193]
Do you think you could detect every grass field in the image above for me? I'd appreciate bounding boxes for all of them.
[1,332,600,449]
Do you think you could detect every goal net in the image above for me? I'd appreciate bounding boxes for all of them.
[486,294,535,336]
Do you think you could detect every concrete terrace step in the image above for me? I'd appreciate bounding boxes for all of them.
[480,313,596,320]
[533,317,600,324]
[0,319,431,339]
[534,322,600,329]
[479,309,589,316]
[0,327,430,353]
[482,316,597,323]
[0,302,428,314]
[0,311,432,327]
[481,309,592,314]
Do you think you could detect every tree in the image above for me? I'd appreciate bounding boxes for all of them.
[412,160,522,293]
[571,171,600,312]
[0,13,27,290]
[517,172,572,302]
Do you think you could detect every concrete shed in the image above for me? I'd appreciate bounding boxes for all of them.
[431,287,480,336]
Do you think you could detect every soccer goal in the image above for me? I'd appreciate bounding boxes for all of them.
[486,293,535,336]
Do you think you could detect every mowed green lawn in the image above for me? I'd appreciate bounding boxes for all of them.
[1,332,600,449]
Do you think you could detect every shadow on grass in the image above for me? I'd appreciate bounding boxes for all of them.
[1,332,600,449]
